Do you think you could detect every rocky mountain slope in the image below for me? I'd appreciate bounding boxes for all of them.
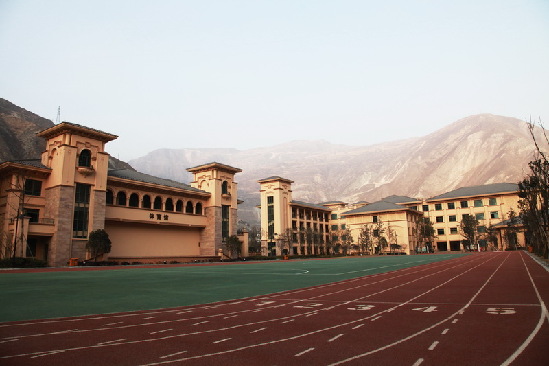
[0,99,133,170]
[129,114,539,224]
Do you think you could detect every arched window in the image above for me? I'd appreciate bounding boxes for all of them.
[186,201,194,214]
[106,190,114,205]
[196,202,203,215]
[154,196,163,210]
[142,195,151,209]
[222,181,229,194]
[78,149,92,167]
[116,191,127,206]
[129,193,139,207]
[175,200,183,212]
[165,198,174,211]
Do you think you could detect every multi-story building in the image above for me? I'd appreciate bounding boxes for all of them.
[259,177,524,255]
[421,183,523,251]
[0,122,242,266]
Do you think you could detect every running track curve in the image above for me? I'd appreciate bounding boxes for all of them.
[0,251,547,365]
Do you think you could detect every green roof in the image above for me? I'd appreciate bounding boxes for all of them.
[428,183,519,201]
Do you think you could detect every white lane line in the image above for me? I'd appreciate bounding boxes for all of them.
[282,319,295,324]
[213,338,231,344]
[370,316,382,321]
[328,334,344,342]
[223,315,238,319]
[500,253,549,366]
[160,351,187,359]
[352,324,364,329]
[192,321,209,326]
[428,341,439,350]
[452,319,459,324]
[250,327,266,333]
[441,328,449,335]
[150,329,173,335]
[295,347,315,357]
[412,358,424,366]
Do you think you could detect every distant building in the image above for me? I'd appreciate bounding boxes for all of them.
[258,177,524,256]
[0,122,242,266]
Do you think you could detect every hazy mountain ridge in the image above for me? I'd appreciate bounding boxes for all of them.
[129,114,539,224]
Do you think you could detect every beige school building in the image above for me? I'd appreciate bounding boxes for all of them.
[259,177,524,256]
[0,122,243,266]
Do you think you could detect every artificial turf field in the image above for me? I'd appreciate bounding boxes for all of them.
[0,253,468,323]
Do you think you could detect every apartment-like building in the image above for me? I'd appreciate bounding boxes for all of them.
[259,177,524,256]
[0,122,242,266]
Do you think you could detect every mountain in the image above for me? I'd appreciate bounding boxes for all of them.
[128,114,540,224]
[0,98,538,227]
[0,98,133,170]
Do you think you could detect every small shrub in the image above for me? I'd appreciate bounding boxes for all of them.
[0,257,47,268]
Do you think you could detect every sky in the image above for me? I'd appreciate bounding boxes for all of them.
[1,0,548,161]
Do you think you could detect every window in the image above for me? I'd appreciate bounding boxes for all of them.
[116,191,126,206]
[436,216,444,223]
[24,208,40,223]
[460,201,468,208]
[222,181,229,195]
[373,215,378,223]
[142,195,151,209]
[475,213,485,220]
[449,215,457,222]
[462,214,470,220]
[450,227,458,234]
[435,203,442,211]
[489,197,497,206]
[410,205,418,211]
[24,179,42,196]
[78,149,92,167]
[154,196,162,210]
[422,205,429,211]
[331,225,338,231]
[106,190,114,205]
[129,193,139,207]
[373,229,379,237]
[165,198,174,211]
[437,228,445,235]
[73,183,90,238]
[186,201,194,214]
[175,200,183,212]
[222,205,230,240]
[331,214,338,220]
[341,224,346,230]
[477,226,487,233]
[267,196,274,204]
[490,211,499,219]
[196,202,203,215]
[332,235,339,242]
[447,202,455,210]
[474,199,483,207]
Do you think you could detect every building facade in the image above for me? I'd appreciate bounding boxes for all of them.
[259,177,524,256]
[0,122,242,266]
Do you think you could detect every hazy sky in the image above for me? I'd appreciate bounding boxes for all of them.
[1,0,548,161]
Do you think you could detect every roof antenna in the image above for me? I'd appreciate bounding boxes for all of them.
[56,106,61,124]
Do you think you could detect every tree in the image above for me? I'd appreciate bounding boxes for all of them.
[224,235,243,258]
[460,215,479,251]
[247,226,262,255]
[276,229,293,256]
[338,227,353,255]
[86,229,112,261]
[373,218,386,254]
[417,218,436,253]
[358,225,374,255]
[503,209,520,250]
[517,119,549,258]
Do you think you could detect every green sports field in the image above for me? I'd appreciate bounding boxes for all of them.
[0,254,467,322]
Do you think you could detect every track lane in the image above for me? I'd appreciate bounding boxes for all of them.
[0,252,546,365]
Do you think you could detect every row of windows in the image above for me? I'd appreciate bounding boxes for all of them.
[291,207,330,222]
[106,190,204,215]
[434,211,499,223]
[437,226,486,236]
[421,198,498,212]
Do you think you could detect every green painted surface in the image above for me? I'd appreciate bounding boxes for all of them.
[0,254,467,322]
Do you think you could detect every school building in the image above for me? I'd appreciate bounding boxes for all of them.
[0,122,243,266]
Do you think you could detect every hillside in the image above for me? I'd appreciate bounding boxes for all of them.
[0,99,133,170]
[129,114,540,224]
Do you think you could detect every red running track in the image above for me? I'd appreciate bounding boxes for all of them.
[0,251,547,366]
